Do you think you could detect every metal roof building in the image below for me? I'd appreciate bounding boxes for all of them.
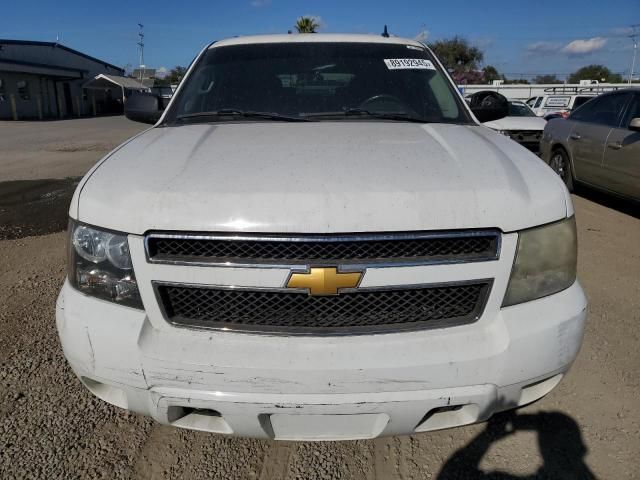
[0,39,126,120]
[82,74,148,91]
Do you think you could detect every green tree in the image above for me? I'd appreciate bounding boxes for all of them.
[153,76,170,86]
[428,36,484,74]
[482,65,503,83]
[295,16,320,33]
[166,66,187,85]
[568,65,623,83]
[534,74,562,84]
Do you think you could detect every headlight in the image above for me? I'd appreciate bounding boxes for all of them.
[502,217,577,307]
[68,220,143,309]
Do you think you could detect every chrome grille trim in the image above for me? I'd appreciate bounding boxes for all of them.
[145,230,501,268]
[152,279,493,336]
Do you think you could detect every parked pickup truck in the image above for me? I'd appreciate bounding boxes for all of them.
[57,34,587,441]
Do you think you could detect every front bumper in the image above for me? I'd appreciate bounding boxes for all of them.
[498,130,543,155]
[539,136,553,163]
[56,276,587,440]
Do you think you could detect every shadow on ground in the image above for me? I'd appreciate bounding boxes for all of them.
[575,185,639,219]
[437,410,596,479]
[0,177,79,240]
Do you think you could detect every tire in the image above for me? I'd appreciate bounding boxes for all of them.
[549,148,574,192]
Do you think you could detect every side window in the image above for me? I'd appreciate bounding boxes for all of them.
[526,97,536,107]
[571,96,593,110]
[534,97,543,108]
[591,93,631,127]
[570,97,599,122]
[17,80,30,100]
[621,95,640,129]
[0,78,5,102]
[570,93,631,127]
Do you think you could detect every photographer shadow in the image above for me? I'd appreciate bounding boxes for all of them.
[437,409,597,479]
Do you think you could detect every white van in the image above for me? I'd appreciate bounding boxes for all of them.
[526,93,596,118]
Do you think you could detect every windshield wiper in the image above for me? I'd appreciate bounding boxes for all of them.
[303,108,429,123]
[175,109,310,122]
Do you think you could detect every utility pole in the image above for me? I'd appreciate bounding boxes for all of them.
[629,24,639,84]
[137,23,145,81]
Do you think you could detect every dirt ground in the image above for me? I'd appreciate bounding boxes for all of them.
[0,116,145,182]
[0,117,639,479]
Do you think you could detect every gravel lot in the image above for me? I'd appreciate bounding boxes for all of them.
[1,117,639,479]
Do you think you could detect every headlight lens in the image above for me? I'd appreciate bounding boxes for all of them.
[502,216,577,307]
[68,220,143,309]
[105,234,134,269]
[72,225,109,263]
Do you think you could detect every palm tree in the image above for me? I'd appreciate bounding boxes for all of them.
[295,16,319,33]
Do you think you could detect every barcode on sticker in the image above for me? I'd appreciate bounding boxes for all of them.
[384,58,435,70]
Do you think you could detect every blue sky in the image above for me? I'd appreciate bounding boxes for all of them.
[2,0,638,80]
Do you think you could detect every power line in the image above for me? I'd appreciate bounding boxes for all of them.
[628,24,639,84]
[137,23,145,81]
[500,71,627,77]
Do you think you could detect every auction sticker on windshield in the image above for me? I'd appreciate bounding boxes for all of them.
[384,59,435,70]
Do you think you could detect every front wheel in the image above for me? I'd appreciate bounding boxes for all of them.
[549,148,574,192]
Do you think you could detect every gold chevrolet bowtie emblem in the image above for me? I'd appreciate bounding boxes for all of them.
[287,267,362,296]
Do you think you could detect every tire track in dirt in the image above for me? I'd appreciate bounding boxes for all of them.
[259,441,294,480]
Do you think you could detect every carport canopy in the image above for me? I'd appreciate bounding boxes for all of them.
[82,74,149,91]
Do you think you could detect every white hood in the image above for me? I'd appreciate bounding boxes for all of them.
[484,116,547,131]
[74,122,568,234]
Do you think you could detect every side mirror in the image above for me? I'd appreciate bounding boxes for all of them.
[125,93,163,124]
[629,118,640,132]
[469,91,510,123]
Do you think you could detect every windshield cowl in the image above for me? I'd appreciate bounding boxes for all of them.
[175,109,311,123]
[302,108,430,123]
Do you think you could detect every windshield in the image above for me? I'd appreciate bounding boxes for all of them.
[165,42,471,124]
[508,102,536,117]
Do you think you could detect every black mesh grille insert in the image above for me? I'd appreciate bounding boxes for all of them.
[147,232,499,265]
[156,282,491,334]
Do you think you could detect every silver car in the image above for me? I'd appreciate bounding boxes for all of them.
[540,88,640,201]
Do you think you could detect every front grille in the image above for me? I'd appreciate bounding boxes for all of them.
[507,130,543,139]
[155,281,491,335]
[520,142,541,154]
[146,231,500,266]
[506,130,542,154]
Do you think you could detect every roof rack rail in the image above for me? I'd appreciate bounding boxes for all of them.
[543,85,622,94]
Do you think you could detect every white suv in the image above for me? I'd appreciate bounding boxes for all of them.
[57,34,586,441]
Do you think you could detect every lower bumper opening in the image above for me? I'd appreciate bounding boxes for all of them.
[519,374,564,406]
[415,403,481,432]
[167,406,233,434]
[81,377,128,409]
